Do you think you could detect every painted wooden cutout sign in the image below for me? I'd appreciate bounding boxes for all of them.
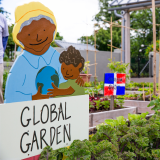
[5,1,85,103]
[2,1,87,160]
[104,73,126,96]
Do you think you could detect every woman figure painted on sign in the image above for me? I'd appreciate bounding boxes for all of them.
[4,2,83,103]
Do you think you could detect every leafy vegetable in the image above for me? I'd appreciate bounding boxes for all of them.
[40,112,160,160]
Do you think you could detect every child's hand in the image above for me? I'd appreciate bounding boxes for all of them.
[76,76,84,87]
[32,86,50,100]
[47,83,59,97]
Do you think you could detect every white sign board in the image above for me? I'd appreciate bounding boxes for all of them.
[0,95,89,160]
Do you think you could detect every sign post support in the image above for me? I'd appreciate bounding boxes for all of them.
[110,95,114,110]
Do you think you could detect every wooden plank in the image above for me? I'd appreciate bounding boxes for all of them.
[91,107,136,126]
[94,30,97,85]
[159,28,160,97]
[152,0,157,95]
[110,17,112,62]
[124,100,154,114]
[86,36,88,82]
[89,114,93,127]
[110,95,114,110]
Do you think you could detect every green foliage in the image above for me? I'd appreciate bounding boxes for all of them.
[4,24,15,61]
[100,100,110,109]
[0,0,9,14]
[114,99,124,108]
[82,61,90,74]
[40,112,160,160]
[105,116,126,127]
[130,8,160,58]
[3,70,9,99]
[128,112,149,121]
[148,95,160,111]
[152,149,160,160]
[145,40,160,56]
[85,82,103,95]
[50,32,63,47]
[107,59,132,80]
[39,146,66,160]
[78,27,121,51]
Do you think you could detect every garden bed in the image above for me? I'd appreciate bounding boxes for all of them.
[89,113,154,134]
[89,106,137,127]
[124,100,154,114]
[41,112,160,160]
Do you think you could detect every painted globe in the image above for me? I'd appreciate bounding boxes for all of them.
[35,66,59,94]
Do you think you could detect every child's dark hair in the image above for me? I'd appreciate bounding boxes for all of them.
[59,46,85,72]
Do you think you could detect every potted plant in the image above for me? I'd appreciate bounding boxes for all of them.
[80,61,92,82]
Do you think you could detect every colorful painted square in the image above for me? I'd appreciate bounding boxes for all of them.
[116,86,125,95]
[104,73,114,84]
[117,73,126,84]
[104,86,114,95]
[104,73,126,96]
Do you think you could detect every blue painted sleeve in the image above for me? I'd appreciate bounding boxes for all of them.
[4,56,32,103]
[2,36,8,52]
[4,72,32,103]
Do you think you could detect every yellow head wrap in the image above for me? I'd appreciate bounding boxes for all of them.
[12,2,57,49]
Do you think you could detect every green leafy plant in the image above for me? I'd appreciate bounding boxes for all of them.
[148,95,160,111]
[82,61,90,74]
[107,59,132,80]
[40,112,160,160]
[3,70,9,99]
[152,149,160,159]
[39,146,65,160]
[100,100,110,109]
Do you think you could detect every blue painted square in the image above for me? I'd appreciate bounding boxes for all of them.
[104,73,114,84]
[116,86,125,95]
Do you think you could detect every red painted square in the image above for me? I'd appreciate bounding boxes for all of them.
[22,154,40,160]
[117,74,126,84]
[104,86,114,96]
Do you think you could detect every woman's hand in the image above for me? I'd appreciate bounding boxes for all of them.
[32,86,50,100]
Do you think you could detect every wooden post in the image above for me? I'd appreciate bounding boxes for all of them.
[149,83,151,101]
[121,22,122,64]
[94,30,97,85]
[143,84,145,101]
[158,27,160,97]
[110,17,113,62]
[152,0,157,95]
[86,36,88,82]
[110,95,114,110]
[110,17,114,110]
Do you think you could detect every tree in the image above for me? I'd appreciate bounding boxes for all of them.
[78,27,121,51]
[4,24,15,61]
[78,0,160,76]
[51,32,63,47]
[94,0,120,23]
[0,0,9,14]
[130,8,160,57]
[78,0,122,51]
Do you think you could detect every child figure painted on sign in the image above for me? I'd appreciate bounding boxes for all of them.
[47,46,85,97]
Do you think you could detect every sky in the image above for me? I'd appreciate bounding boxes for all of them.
[1,0,100,43]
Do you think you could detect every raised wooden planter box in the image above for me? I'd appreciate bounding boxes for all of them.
[89,106,137,127]
[124,100,154,114]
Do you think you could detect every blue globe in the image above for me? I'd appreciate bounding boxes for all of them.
[35,66,59,94]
